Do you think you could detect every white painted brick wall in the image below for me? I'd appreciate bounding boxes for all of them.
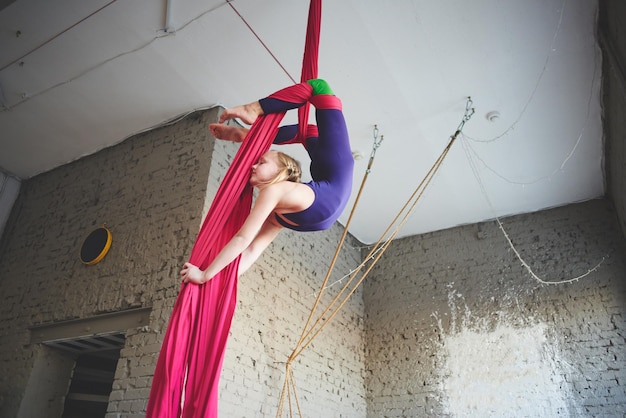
[0,109,217,417]
[364,199,626,417]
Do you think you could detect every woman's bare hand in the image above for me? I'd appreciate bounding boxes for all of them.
[180,262,207,284]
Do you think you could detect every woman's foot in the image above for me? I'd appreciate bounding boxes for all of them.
[218,101,264,125]
[209,123,249,143]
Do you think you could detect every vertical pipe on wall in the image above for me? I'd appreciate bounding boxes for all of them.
[163,0,174,33]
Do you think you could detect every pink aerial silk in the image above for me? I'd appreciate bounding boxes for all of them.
[146,1,321,417]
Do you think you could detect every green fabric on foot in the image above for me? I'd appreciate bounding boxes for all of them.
[307,79,334,96]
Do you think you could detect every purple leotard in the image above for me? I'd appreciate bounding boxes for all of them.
[258,80,354,232]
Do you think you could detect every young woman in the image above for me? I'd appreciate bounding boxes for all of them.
[180,79,353,284]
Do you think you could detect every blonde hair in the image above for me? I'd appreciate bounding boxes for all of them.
[268,151,302,184]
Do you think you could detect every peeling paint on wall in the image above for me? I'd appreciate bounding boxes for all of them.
[435,291,582,417]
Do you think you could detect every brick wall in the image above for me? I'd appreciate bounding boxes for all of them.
[364,199,626,416]
[0,108,216,417]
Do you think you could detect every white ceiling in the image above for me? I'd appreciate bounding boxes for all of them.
[0,0,604,244]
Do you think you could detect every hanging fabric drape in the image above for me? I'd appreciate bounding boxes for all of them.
[146,2,322,417]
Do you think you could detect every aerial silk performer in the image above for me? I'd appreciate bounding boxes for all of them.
[146,1,323,416]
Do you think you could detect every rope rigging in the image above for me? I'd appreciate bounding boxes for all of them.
[277,97,475,417]
[460,133,607,286]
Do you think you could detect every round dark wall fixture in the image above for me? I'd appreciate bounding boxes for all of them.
[80,226,112,265]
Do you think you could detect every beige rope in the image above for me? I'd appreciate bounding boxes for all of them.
[277,101,473,416]
[276,138,379,417]
[289,136,455,363]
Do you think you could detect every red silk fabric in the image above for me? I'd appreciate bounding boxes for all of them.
[298,0,320,141]
[146,114,284,417]
[146,1,321,417]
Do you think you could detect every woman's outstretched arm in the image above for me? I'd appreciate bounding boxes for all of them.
[180,184,284,284]
[238,218,282,275]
